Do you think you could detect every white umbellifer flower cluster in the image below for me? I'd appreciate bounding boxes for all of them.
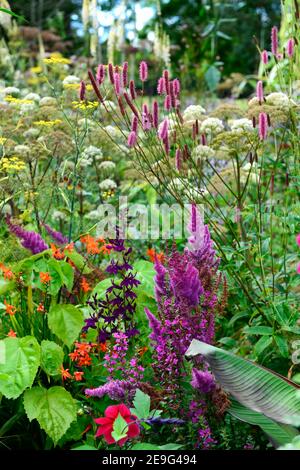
[62,75,80,85]
[14,144,30,156]
[82,145,103,162]
[229,118,254,133]
[265,92,293,108]
[183,105,206,122]
[39,96,56,107]
[3,86,20,96]
[99,178,117,191]
[104,125,122,140]
[98,161,116,171]
[23,128,39,139]
[24,92,40,103]
[78,118,97,130]
[200,117,224,134]
[20,103,36,114]
[52,210,65,221]
[192,145,214,162]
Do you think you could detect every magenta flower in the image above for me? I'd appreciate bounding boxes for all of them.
[122,61,128,87]
[131,115,138,133]
[287,38,295,58]
[79,80,86,101]
[139,61,148,82]
[129,80,136,100]
[261,50,268,64]
[152,100,159,129]
[114,72,121,95]
[96,64,105,84]
[158,118,168,140]
[128,131,137,147]
[164,95,171,111]
[258,112,268,140]
[271,26,278,56]
[175,148,182,171]
[108,63,114,84]
[157,77,166,95]
[256,80,264,103]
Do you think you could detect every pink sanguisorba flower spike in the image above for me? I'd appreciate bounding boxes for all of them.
[157,77,166,95]
[131,115,138,133]
[108,63,115,84]
[271,26,278,56]
[261,50,268,64]
[128,131,137,147]
[129,80,136,100]
[256,81,264,104]
[158,118,169,140]
[164,95,171,111]
[173,78,180,96]
[152,101,159,129]
[287,38,295,58]
[96,64,105,84]
[258,112,268,140]
[175,148,182,171]
[122,61,128,87]
[114,73,121,95]
[139,61,148,82]
[163,69,170,94]
[79,80,86,101]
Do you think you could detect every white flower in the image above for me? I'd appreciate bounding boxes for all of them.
[62,75,80,85]
[24,92,40,103]
[98,161,116,171]
[20,103,36,114]
[183,105,206,122]
[103,100,117,111]
[78,157,92,168]
[82,145,103,161]
[200,117,224,134]
[265,92,294,108]
[192,145,214,162]
[229,118,254,133]
[39,96,56,107]
[248,97,259,107]
[14,144,30,156]
[23,128,39,138]
[104,125,122,140]
[3,86,20,96]
[99,178,117,191]
[52,210,65,221]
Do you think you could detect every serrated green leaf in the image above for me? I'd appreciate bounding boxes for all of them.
[48,304,84,347]
[0,336,40,399]
[40,340,64,376]
[23,386,77,445]
[131,389,151,419]
[133,260,155,298]
[111,413,128,442]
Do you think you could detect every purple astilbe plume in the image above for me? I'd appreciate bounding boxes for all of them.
[145,307,162,341]
[6,216,48,254]
[42,223,68,245]
[84,234,140,341]
[153,257,167,302]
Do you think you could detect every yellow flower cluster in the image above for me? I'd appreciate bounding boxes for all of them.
[30,66,43,74]
[63,83,93,91]
[0,156,26,173]
[72,101,99,110]
[0,137,7,145]
[43,57,71,65]
[4,96,34,105]
[33,119,62,127]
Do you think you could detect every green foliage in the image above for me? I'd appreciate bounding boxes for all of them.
[40,340,64,376]
[0,336,40,399]
[23,386,77,444]
[111,413,128,443]
[48,304,84,347]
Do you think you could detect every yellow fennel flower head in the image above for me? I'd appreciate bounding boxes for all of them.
[0,137,7,145]
[4,96,34,105]
[0,156,26,173]
[63,83,80,90]
[72,100,99,110]
[43,55,71,65]
[30,66,43,74]
[33,119,62,127]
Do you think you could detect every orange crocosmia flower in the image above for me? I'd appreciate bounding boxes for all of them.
[7,329,17,337]
[69,351,80,362]
[80,277,91,293]
[37,303,45,313]
[77,355,92,367]
[99,245,111,255]
[74,371,84,381]
[80,235,100,255]
[99,342,107,353]
[61,366,72,380]
[75,341,92,354]
[50,243,65,260]
[147,248,164,263]
[96,237,106,244]
[64,242,74,252]
[137,346,148,356]
[0,263,14,280]
[4,300,17,316]
[40,272,51,284]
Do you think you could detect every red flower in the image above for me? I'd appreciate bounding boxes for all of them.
[7,329,17,337]
[95,404,140,446]
[74,371,84,381]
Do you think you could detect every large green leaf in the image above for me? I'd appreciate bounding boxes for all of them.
[48,304,84,347]
[23,386,77,445]
[40,340,64,376]
[228,399,299,448]
[133,260,155,298]
[0,336,40,399]
[186,340,300,426]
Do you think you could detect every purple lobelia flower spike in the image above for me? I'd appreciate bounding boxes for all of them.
[6,216,48,254]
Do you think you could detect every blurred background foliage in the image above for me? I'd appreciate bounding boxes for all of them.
[2,0,281,93]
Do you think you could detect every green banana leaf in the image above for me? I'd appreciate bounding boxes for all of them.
[186,340,300,426]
